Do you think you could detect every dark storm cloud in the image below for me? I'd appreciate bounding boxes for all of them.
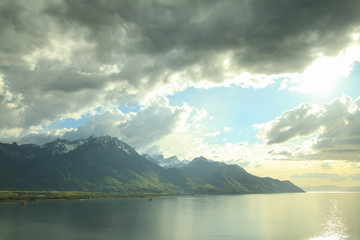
[0,0,50,66]
[43,70,107,93]
[1,0,360,136]
[46,0,360,74]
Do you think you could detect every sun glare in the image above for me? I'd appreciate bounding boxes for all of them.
[297,57,340,94]
[352,33,359,41]
[296,46,360,94]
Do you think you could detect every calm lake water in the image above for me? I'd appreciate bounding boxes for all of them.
[0,193,359,240]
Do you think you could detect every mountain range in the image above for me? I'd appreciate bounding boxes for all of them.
[143,154,190,169]
[0,136,304,194]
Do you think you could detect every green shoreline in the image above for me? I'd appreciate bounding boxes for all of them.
[0,190,171,202]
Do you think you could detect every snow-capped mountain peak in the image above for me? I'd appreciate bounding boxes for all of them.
[88,135,135,155]
[41,138,86,156]
[144,154,189,169]
[41,136,134,156]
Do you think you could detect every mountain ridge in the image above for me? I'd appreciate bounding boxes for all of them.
[0,136,304,194]
[181,157,303,194]
[143,154,190,169]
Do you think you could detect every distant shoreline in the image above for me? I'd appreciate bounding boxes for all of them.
[0,191,171,202]
[0,190,311,202]
[306,191,360,194]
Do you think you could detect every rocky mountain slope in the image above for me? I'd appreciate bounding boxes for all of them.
[143,154,189,169]
[0,136,304,194]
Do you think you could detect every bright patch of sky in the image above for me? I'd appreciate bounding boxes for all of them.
[168,63,360,145]
[45,60,360,150]
[48,114,89,130]
[118,104,141,114]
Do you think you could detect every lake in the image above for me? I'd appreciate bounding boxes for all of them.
[0,193,359,240]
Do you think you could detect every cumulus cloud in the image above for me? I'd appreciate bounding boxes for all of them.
[62,97,190,149]
[257,95,360,160]
[255,103,321,144]
[16,129,69,146]
[117,101,187,148]
[62,108,129,142]
[0,73,24,128]
[205,131,221,137]
[1,0,360,137]
[224,127,232,132]
[1,95,191,149]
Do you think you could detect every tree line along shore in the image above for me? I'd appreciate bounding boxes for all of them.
[0,191,170,202]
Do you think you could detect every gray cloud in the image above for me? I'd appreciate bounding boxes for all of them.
[1,0,360,136]
[0,0,50,67]
[259,103,321,144]
[62,109,128,142]
[45,0,360,73]
[63,97,188,149]
[259,96,360,160]
[16,131,64,146]
[4,96,188,149]
[118,104,185,148]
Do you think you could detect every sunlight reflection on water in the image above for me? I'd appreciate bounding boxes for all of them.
[309,199,349,240]
[1,193,359,240]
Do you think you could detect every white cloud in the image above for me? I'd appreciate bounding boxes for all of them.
[224,126,232,131]
[254,103,322,144]
[0,73,24,128]
[61,96,190,149]
[205,131,221,137]
[256,95,360,161]
[1,96,190,149]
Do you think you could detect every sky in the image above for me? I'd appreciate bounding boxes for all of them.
[1,0,360,189]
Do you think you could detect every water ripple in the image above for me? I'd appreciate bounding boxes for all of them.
[309,199,349,240]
